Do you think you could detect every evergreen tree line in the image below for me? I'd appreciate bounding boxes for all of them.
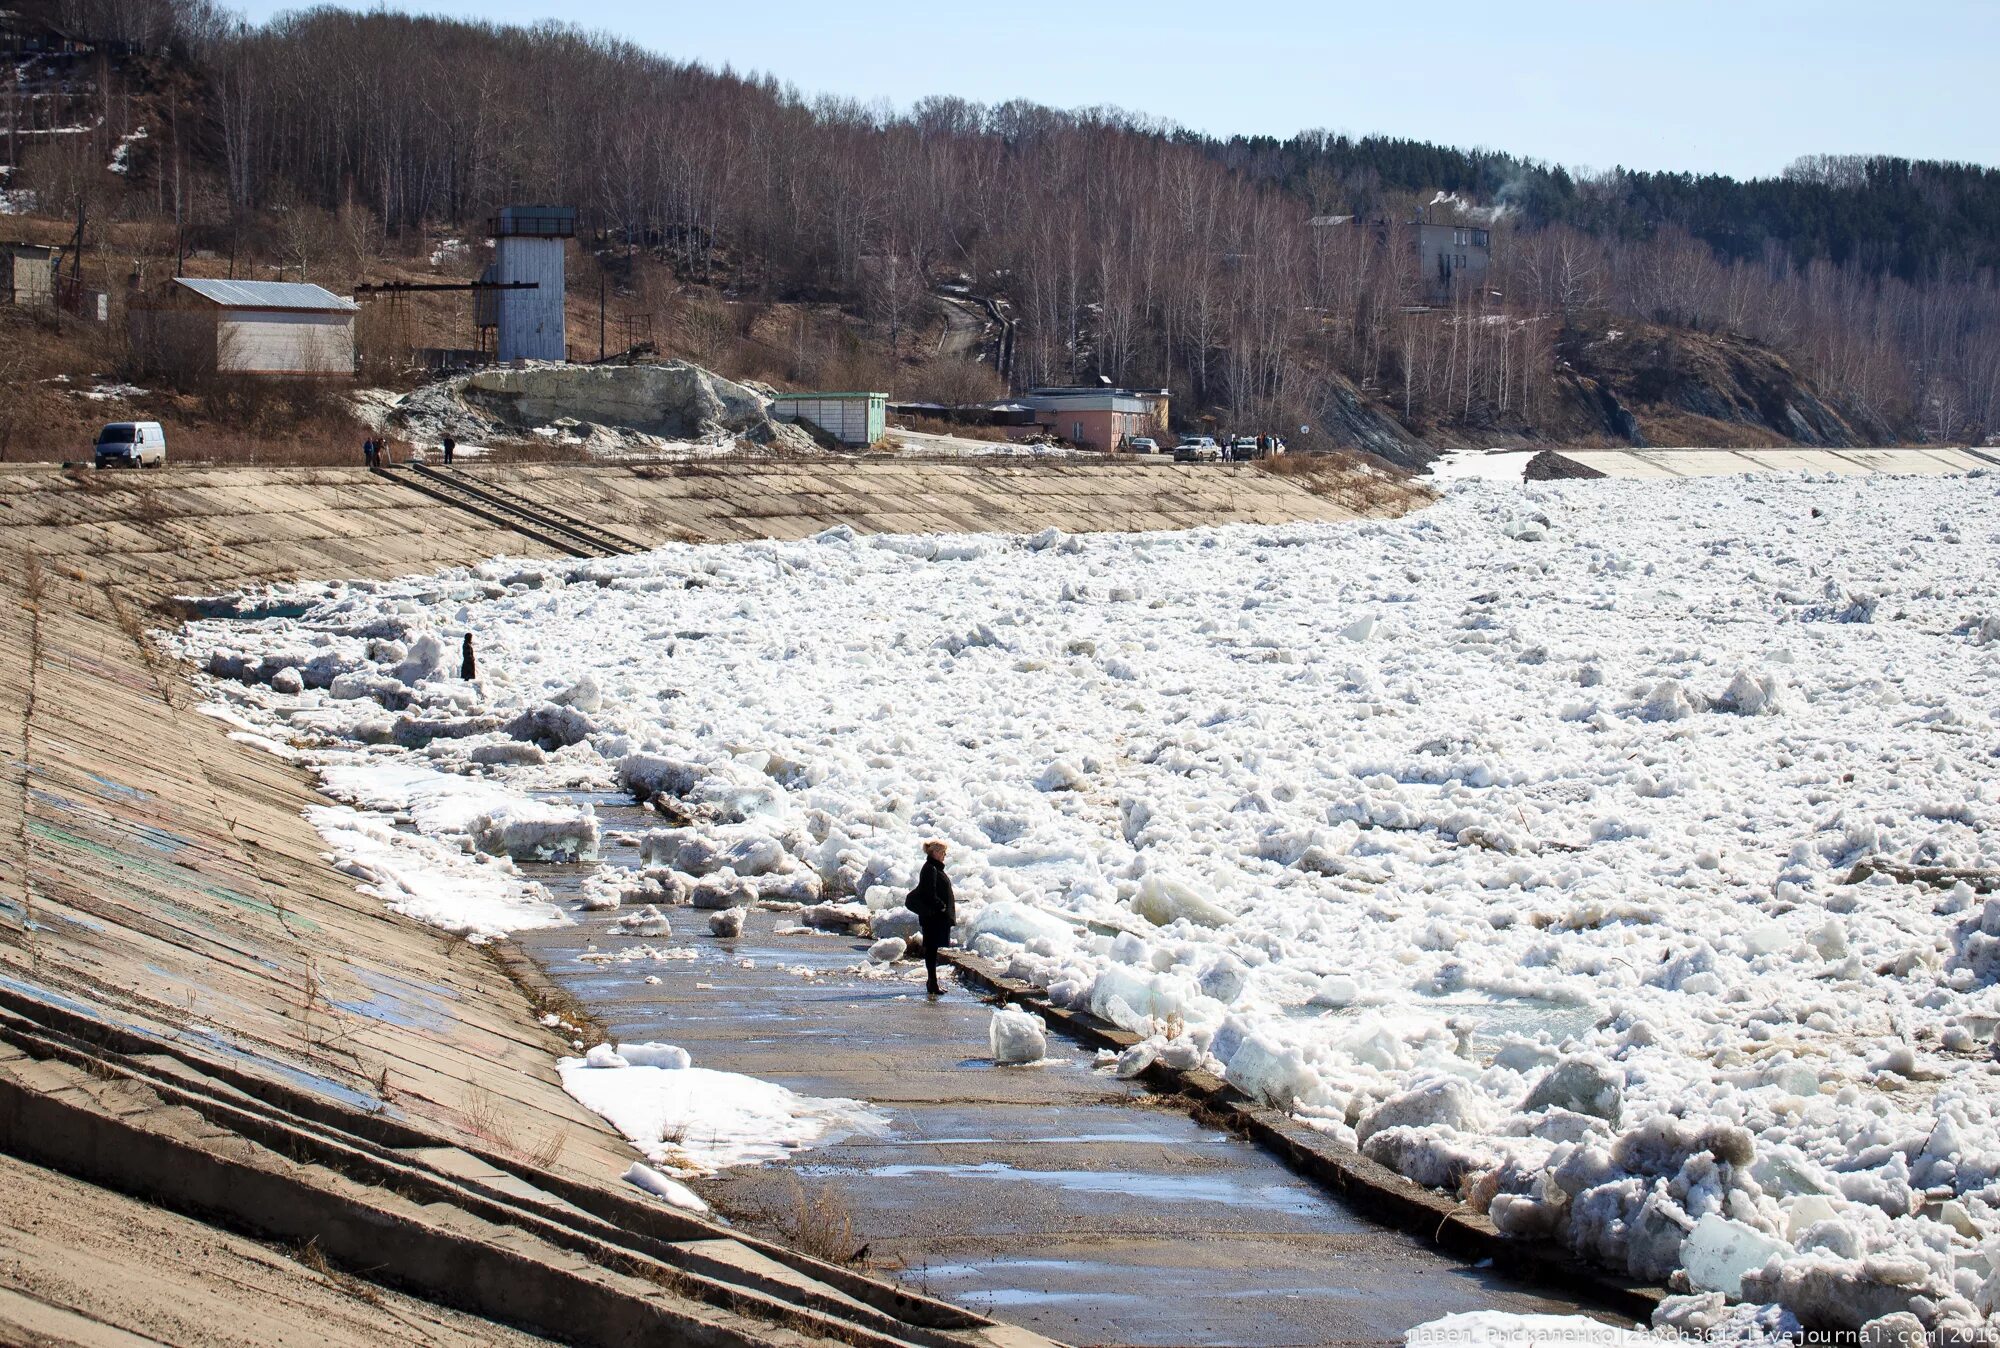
[1214,136,2000,283]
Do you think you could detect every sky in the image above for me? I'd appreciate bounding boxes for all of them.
[231,0,1995,179]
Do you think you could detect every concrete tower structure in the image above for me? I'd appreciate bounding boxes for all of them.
[490,206,574,363]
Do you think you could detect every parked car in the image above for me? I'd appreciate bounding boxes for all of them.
[1173,436,1221,463]
[1226,434,1290,460]
[94,421,166,469]
[1127,436,1161,455]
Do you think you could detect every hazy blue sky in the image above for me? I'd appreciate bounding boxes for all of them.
[233,0,1994,179]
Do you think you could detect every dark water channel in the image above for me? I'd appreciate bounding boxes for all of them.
[516,794,1604,1348]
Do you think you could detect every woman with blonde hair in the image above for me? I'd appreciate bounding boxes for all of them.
[905,840,956,997]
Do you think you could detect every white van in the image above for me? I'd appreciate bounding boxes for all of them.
[94,421,166,469]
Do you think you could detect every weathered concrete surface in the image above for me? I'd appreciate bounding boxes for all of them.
[0,560,634,1180]
[0,458,1363,591]
[0,463,548,588]
[1547,446,1997,479]
[470,459,1368,544]
[0,458,1375,1343]
[0,1036,917,1348]
[0,1150,552,1348]
[518,820,1600,1348]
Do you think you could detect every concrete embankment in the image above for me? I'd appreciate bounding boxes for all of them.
[1538,445,1996,479]
[0,457,1367,1343]
[0,458,1364,587]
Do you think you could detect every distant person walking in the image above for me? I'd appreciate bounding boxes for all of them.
[442,435,456,466]
[906,841,956,997]
[460,632,476,681]
[362,437,378,468]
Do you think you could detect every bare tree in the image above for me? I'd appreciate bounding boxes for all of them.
[20,1,1997,442]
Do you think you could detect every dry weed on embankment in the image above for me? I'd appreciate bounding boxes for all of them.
[1255,450,1436,515]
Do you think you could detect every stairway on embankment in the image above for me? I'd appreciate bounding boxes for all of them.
[374,460,647,558]
[0,457,1377,1345]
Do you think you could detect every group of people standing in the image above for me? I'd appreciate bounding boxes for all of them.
[361,434,457,467]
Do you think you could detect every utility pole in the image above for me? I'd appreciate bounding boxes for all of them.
[6,57,17,178]
[70,197,85,286]
[598,267,605,362]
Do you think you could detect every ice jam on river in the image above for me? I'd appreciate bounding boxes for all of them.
[177,471,2000,1339]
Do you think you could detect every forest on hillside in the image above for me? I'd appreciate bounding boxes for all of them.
[10,0,2000,444]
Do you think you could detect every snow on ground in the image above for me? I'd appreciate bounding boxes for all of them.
[624,1161,710,1212]
[558,1045,887,1174]
[177,471,2000,1334]
[888,426,1085,458]
[39,373,147,403]
[1406,1310,1655,1347]
[0,164,30,215]
[1409,1294,1809,1346]
[73,380,149,402]
[318,759,599,860]
[1427,449,1539,483]
[107,125,147,174]
[350,389,500,460]
[306,804,566,940]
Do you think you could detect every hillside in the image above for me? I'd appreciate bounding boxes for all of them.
[1214,137,2000,281]
[1552,322,1900,450]
[2,0,1992,462]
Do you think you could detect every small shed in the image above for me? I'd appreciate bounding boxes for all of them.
[131,278,358,376]
[770,391,887,447]
[2,243,57,306]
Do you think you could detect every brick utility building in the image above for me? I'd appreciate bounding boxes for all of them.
[1022,386,1170,453]
[130,279,358,375]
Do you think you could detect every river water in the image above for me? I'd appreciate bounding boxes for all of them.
[514,794,1608,1348]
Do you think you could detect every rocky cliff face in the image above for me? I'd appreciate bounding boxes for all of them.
[1313,372,1433,469]
[1311,321,1897,472]
[1553,323,1898,448]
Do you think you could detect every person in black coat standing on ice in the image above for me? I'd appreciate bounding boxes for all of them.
[907,841,955,997]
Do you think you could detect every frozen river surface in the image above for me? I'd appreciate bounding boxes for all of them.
[180,471,2000,1339]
